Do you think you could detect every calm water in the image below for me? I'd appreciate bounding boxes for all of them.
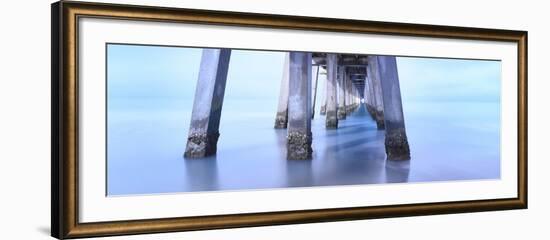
[107,99,500,196]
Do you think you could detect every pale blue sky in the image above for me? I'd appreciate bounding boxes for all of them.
[107,44,501,103]
[397,57,501,102]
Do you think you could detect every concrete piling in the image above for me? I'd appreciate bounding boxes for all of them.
[184,49,231,158]
[286,52,313,160]
[337,66,347,120]
[274,53,290,129]
[311,65,320,119]
[376,56,411,161]
[367,57,386,129]
[347,72,356,114]
[320,67,327,116]
[365,71,376,118]
[325,53,339,129]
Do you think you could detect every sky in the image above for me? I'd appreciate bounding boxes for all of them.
[107,44,501,103]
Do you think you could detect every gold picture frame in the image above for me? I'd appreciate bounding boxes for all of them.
[51,1,527,239]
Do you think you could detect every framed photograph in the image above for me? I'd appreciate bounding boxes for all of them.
[51,1,527,239]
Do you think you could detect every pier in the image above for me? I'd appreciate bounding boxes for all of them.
[184,50,411,161]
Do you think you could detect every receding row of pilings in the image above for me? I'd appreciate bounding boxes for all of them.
[183,49,410,161]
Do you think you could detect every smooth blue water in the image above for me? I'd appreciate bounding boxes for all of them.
[107,99,500,196]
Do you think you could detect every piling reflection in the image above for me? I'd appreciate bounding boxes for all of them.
[384,160,410,183]
[285,159,313,187]
[184,156,219,191]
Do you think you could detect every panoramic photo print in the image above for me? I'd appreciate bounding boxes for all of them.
[106,44,501,196]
